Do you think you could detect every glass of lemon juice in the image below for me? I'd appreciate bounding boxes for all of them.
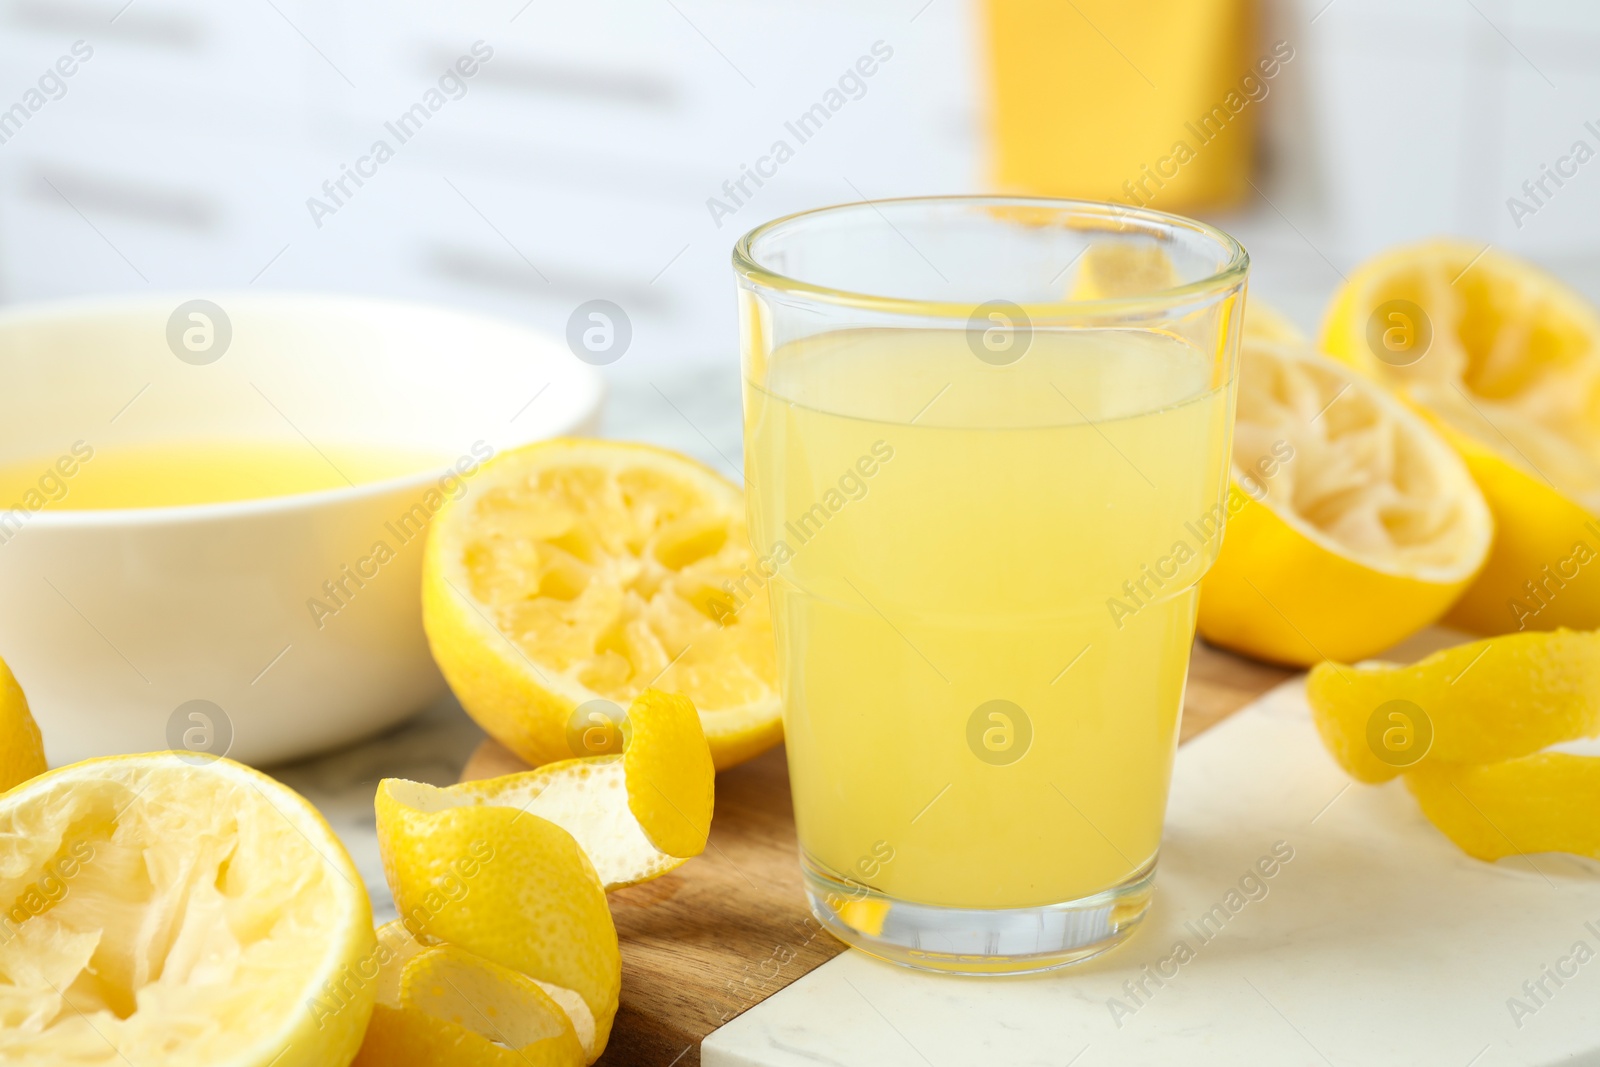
[735,197,1248,974]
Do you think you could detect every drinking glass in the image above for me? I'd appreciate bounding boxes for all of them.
[734,196,1248,974]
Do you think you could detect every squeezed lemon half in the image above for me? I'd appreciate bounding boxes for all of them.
[1244,298,1307,346]
[422,439,780,771]
[1067,240,1181,299]
[0,753,376,1067]
[1198,339,1493,665]
[1321,240,1600,634]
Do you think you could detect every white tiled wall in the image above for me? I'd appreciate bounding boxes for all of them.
[1265,0,1600,265]
[4,0,1597,383]
[0,0,985,379]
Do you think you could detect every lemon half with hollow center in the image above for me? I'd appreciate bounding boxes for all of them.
[1068,244,1305,347]
[1197,340,1492,665]
[1321,239,1600,634]
[1243,298,1307,346]
[423,439,781,771]
[1067,241,1180,300]
[0,753,376,1067]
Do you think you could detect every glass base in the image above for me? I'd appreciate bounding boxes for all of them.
[803,853,1155,976]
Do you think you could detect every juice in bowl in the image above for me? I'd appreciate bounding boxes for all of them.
[0,441,451,510]
[0,294,602,766]
[735,198,1247,973]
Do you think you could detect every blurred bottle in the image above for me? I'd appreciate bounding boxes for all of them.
[983,0,1261,211]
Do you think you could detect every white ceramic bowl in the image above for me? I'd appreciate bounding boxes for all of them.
[0,294,603,766]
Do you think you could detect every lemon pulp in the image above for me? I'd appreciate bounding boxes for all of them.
[1326,242,1600,509]
[0,755,374,1067]
[424,440,781,770]
[1197,340,1491,666]
[1320,241,1600,634]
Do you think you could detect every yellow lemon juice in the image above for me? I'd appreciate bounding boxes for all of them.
[745,327,1233,910]
[0,441,446,510]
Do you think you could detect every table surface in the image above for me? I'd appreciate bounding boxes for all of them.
[262,356,1311,1064]
[271,358,1303,927]
[702,679,1600,1067]
[255,304,1563,1061]
[263,529,1301,1064]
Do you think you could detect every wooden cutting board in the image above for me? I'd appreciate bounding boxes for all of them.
[458,640,1295,1066]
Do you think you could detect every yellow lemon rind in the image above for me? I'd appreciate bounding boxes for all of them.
[449,757,688,893]
[1305,628,1600,782]
[0,655,46,794]
[1405,753,1600,862]
[374,778,621,1057]
[623,689,715,859]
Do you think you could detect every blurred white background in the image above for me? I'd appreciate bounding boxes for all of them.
[1,0,1598,397]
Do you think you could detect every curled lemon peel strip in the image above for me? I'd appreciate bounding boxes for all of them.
[372,689,716,1062]
[1308,629,1600,863]
[1306,629,1600,783]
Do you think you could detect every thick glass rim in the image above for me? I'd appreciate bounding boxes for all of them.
[732,194,1250,318]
